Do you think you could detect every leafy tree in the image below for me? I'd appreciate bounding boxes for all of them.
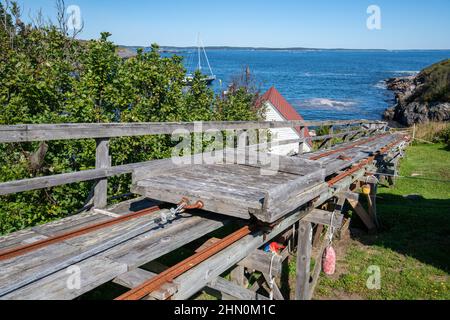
[0,1,261,235]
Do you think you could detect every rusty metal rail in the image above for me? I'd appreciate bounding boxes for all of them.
[309,133,388,161]
[327,135,408,187]
[327,157,375,187]
[115,225,253,300]
[380,136,409,154]
[0,206,160,261]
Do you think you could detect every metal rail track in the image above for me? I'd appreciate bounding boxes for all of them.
[115,225,253,300]
[309,133,389,161]
[0,206,161,262]
[327,135,408,187]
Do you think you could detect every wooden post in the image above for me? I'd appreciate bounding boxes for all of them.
[328,126,334,149]
[370,183,379,227]
[344,124,350,143]
[295,221,312,300]
[298,127,305,154]
[94,138,110,209]
[312,224,324,248]
[347,199,377,233]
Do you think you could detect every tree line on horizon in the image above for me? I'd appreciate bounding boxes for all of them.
[0,0,263,234]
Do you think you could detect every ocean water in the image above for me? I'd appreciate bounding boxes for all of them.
[180,50,450,121]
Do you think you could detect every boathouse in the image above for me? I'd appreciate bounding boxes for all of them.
[258,87,312,155]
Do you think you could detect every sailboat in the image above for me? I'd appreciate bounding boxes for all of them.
[184,35,216,86]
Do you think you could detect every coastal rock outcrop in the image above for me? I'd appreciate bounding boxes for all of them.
[384,59,450,126]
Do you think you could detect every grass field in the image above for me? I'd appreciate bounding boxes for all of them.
[313,143,450,300]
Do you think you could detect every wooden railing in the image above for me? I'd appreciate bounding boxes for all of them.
[0,120,387,208]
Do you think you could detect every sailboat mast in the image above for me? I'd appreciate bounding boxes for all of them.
[200,38,214,77]
[197,33,202,71]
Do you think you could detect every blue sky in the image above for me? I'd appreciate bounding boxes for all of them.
[17,0,450,49]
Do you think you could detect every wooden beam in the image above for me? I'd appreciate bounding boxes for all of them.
[94,138,110,209]
[238,250,283,278]
[302,209,344,228]
[369,183,379,228]
[295,221,312,300]
[113,268,177,300]
[172,207,314,300]
[312,224,324,248]
[307,233,329,300]
[328,126,334,149]
[0,159,174,196]
[347,199,377,233]
[308,197,346,299]
[264,170,326,214]
[209,277,269,301]
[0,146,321,197]
[0,120,379,143]
[261,273,285,300]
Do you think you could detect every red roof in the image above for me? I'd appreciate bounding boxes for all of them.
[258,87,311,141]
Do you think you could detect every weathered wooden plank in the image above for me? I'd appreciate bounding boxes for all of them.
[131,153,212,182]
[257,182,329,223]
[0,120,378,143]
[295,221,312,300]
[31,211,110,237]
[188,164,300,191]
[2,257,127,300]
[271,282,284,300]
[94,138,110,209]
[348,199,377,232]
[0,159,169,196]
[303,209,344,228]
[132,177,257,219]
[238,250,282,278]
[114,268,156,289]
[0,211,166,296]
[231,148,323,176]
[264,170,325,209]
[0,130,394,196]
[113,268,177,300]
[308,196,347,299]
[195,237,221,253]
[157,170,267,200]
[307,230,330,300]
[172,207,313,300]
[0,228,48,251]
[261,273,285,300]
[0,242,81,297]
[105,213,229,269]
[209,277,269,301]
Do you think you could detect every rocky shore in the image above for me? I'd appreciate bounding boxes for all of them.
[383,59,450,127]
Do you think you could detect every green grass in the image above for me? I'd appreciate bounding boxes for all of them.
[315,143,450,300]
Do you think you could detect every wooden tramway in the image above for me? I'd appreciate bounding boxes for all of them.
[0,120,409,300]
[131,131,406,223]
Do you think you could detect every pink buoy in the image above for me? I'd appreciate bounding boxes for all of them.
[322,246,336,275]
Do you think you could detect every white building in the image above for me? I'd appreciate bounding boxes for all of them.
[258,87,312,156]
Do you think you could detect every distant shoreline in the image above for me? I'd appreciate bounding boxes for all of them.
[118,45,450,52]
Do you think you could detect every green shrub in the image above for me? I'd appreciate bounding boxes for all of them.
[439,125,450,149]
[413,59,450,103]
[0,2,261,235]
